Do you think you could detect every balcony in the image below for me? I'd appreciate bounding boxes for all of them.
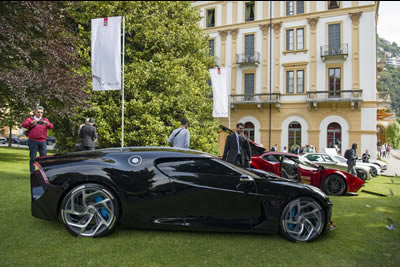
[306,89,362,111]
[230,93,281,110]
[236,52,261,66]
[320,44,348,62]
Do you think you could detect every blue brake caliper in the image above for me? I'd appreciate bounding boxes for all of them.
[95,196,109,219]
[288,208,296,230]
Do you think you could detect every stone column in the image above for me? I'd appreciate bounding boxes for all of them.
[230,29,239,95]
[273,22,282,93]
[259,24,270,94]
[350,12,362,90]
[222,2,227,26]
[219,30,228,68]
[307,17,319,91]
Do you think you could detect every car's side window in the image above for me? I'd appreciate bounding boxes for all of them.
[156,158,240,179]
[307,154,321,162]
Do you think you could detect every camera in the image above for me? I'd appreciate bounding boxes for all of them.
[37,121,44,125]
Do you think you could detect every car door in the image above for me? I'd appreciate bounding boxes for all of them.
[156,157,261,232]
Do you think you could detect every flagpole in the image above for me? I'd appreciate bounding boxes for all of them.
[121,16,125,148]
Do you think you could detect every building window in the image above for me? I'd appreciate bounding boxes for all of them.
[328,68,341,98]
[297,1,304,14]
[327,123,341,153]
[286,1,294,16]
[297,70,304,93]
[208,39,215,56]
[206,9,215,28]
[328,23,341,55]
[286,27,305,51]
[286,29,294,51]
[328,1,340,10]
[245,34,255,60]
[286,1,304,16]
[286,71,294,93]
[244,73,255,101]
[289,122,301,152]
[286,69,305,94]
[245,1,255,22]
[244,122,255,141]
[296,28,304,50]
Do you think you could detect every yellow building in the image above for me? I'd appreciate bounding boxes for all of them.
[193,1,383,159]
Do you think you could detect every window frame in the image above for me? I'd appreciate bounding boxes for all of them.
[283,62,308,95]
[244,1,256,22]
[325,63,343,98]
[208,38,215,57]
[327,1,341,10]
[284,26,307,54]
[243,70,256,100]
[206,7,216,28]
[285,1,305,16]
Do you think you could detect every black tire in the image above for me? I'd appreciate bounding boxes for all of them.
[369,167,377,177]
[322,175,346,196]
[355,169,367,181]
[60,183,119,237]
[280,197,326,243]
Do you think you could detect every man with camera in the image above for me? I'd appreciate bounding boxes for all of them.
[21,106,53,172]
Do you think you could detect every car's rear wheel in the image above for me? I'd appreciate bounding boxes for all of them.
[322,175,346,195]
[60,183,119,237]
[280,197,325,243]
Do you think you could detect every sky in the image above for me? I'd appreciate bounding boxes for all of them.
[377,1,400,44]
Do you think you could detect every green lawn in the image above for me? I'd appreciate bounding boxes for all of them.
[1,147,399,266]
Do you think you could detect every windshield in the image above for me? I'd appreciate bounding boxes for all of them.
[298,156,319,169]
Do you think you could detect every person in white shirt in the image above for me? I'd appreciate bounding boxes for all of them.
[167,118,190,149]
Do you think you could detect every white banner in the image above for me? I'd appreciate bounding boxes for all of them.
[210,68,228,118]
[91,16,121,90]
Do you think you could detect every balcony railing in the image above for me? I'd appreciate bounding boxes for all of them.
[306,89,362,110]
[236,52,261,65]
[320,44,348,61]
[230,93,281,110]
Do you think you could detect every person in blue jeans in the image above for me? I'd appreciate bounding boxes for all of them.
[21,106,53,172]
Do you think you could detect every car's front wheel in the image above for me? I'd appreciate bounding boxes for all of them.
[355,169,367,181]
[322,175,346,195]
[280,197,326,243]
[60,183,119,237]
[369,166,377,177]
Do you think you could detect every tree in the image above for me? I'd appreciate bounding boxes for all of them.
[0,1,88,145]
[386,121,400,149]
[66,1,220,154]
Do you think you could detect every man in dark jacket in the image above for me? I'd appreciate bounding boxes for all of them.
[79,117,98,150]
[346,143,358,175]
[222,123,251,167]
[21,106,53,172]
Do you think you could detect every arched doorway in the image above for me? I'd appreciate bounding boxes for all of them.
[289,122,301,151]
[244,122,255,141]
[327,122,342,153]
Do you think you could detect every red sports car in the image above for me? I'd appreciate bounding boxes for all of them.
[250,152,364,196]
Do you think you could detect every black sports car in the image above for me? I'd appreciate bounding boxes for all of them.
[31,147,333,242]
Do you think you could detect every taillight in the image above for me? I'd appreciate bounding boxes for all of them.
[33,162,49,184]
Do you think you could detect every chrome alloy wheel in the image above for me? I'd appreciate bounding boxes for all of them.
[281,198,324,242]
[61,184,118,237]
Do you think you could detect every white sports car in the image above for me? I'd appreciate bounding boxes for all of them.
[332,155,381,177]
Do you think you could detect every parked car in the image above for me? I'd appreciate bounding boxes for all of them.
[6,136,18,144]
[251,152,364,196]
[302,153,371,181]
[332,155,381,177]
[368,159,387,171]
[0,136,7,144]
[31,147,333,242]
[46,136,56,145]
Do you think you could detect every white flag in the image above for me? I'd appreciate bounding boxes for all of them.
[210,68,228,117]
[91,17,121,90]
